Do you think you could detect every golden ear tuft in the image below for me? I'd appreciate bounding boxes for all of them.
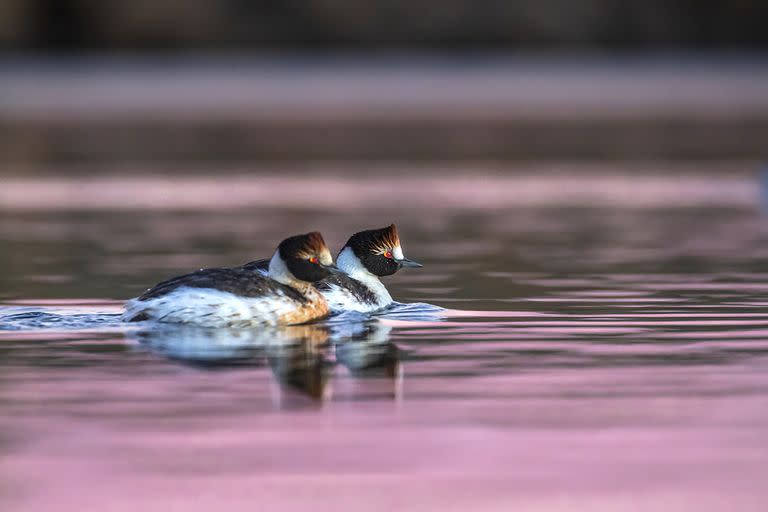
[382,223,400,248]
[366,223,401,255]
[304,231,329,253]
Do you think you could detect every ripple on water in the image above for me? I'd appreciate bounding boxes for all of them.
[3,186,768,510]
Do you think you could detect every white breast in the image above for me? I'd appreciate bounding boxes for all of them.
[326,247,393,312]
[319,283,386,313]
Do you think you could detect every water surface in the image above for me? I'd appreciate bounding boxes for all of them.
[1,172,767,511]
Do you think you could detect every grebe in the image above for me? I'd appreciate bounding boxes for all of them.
[122,232,340,327]
[246,224,422,313]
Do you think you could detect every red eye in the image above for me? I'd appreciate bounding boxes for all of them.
[309,256,318,264]
[384,251,393,259]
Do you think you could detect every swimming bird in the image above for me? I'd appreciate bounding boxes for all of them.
[245,224,422,313]
[122,232,340,327]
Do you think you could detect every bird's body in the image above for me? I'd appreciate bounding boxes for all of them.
[122,232,337,327]
[123,268,328,328]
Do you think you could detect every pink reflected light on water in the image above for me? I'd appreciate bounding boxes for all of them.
[0,173,757,211]
[3,173,768,511]
[3,361,768,512]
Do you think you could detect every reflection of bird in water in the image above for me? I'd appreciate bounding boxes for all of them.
[334,321,399,374]
[267,338,334,401]
[128,317,401,402]
[130,323,330,367]
[269,320,403,402]
[337,323,403,401]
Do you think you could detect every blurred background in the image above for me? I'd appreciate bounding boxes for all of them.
[0,0,766,167]
[1,0,767,297]
[5,1,768,51]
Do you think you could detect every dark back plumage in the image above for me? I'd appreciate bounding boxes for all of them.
[241,258,270,274]
[137,267,308,303]
[317,274,380,305]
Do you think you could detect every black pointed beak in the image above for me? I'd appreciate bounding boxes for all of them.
[398,258,423,269]
[321,263,344,275]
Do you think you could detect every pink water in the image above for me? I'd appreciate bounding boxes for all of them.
[1,173,768,511]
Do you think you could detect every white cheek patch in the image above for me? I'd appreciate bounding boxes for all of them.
[268,251,292,285]
[393,245,404,260]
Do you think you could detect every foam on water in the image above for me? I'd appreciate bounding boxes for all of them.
[0,307,124,331]
[0,300,446,332]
